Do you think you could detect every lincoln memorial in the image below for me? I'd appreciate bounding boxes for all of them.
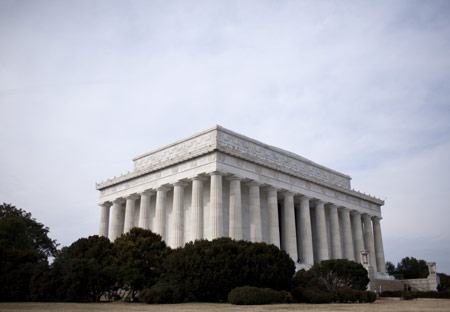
[96,125,387,276]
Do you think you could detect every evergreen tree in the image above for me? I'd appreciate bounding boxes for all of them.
[0,203,58,301]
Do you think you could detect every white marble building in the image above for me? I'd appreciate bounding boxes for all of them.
[96,125,387,275]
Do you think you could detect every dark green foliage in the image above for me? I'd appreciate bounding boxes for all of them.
[139,282,184,304]
[396,257,429,279]
[386,257,429,279]
[227,286,292,305]
[438,273,450,291]
[380,290,450,299]
[333,288,376,303]
[29,262,61,301]
[38,235,117,302]
[307,259,369,292]
[380,290,403,297]
[113,228,169,300]
[401,291,417,300]
[291,260,373,304]
[292,269,326,291]
[385,261,396,275]
[0,203,58,301]
[0,203,58,260]
[162,238,295,302]
[291,287,333,303]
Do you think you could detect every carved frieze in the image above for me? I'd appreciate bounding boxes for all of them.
[215,129,351,189]
[133,130,217,170]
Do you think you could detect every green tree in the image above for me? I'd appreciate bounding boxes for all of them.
[311,259,369,292]
[112,228,169,300]
[396,257,428,279]
[438,273,450,291]
[385,261,396,275]
[50,235,116,301]
[0,203,58,301]
[162,238,295,302]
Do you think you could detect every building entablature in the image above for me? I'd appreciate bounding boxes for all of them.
[96,126,383,206]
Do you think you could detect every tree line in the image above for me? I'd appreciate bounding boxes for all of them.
[1,203,448,303]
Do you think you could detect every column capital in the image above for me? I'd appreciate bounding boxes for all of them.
[265,186,278,192]
[156,185,169,192]
[139,190,155,196]
[189,175,208,182]
[361,213,373,221]
[371,215,382,221]
[339,206,351,212]
[208,170,226,176]
[282,191,295,197]
[247,181,262,187]
[99,201,112,208]
[113,198,125,204]
[350,209,361,216]
[313,198,325,206]
[173,181,187,187]
[126,193,140,200]
[226,175,244,182]
[300,195,311,201]
[327,203,338,209]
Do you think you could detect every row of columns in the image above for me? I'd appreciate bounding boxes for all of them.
[99,172,386,273]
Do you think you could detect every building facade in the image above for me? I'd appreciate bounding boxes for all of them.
[96,125,387,275]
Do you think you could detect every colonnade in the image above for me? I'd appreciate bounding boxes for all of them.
[99,172,386,273]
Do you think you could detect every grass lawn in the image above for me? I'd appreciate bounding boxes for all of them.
[1,299,450,312]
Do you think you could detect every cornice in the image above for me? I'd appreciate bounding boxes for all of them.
[95,125,384,206]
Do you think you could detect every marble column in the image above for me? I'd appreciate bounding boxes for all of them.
[154,186,167,240]
[138,191,153,230]
[329,204,342,259]
[229,177,243,240]
[172,182,185,248]
[372,216,386,273]
[341,208,355,261]
[99,202,112,238]
[281,192,298,261]
[351,211,365,263]
[267,187,280,247]
[362,213,377,270]
[110,198,125,241]
[123,195,138,233]
[133,204,140,228]
[315,200,329,262]
[210,172,223,239]
[191,177,204,241]
[299,196,314,265]
[248,182,262,242]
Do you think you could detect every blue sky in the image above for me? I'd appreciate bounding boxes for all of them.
[1,1,450,273]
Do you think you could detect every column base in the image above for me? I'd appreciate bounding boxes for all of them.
[295,262,313,271]
[375,272,395,280]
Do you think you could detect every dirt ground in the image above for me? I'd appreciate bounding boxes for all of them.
[1,298,450,312]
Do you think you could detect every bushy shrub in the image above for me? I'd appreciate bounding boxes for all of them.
[292,269,325,291]
[227,286,291,305]
[417,290,450,298]
[163,238,295,302]
[380,290,403,297]
[291,287,333,303]
[333,288,376,303]
[401,291,417,300]
[381,290,450,299]
[113,228,169,300]
[139,283,184,304]
[311,259,369,292]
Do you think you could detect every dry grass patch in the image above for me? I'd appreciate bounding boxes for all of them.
[1,299,450,312]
